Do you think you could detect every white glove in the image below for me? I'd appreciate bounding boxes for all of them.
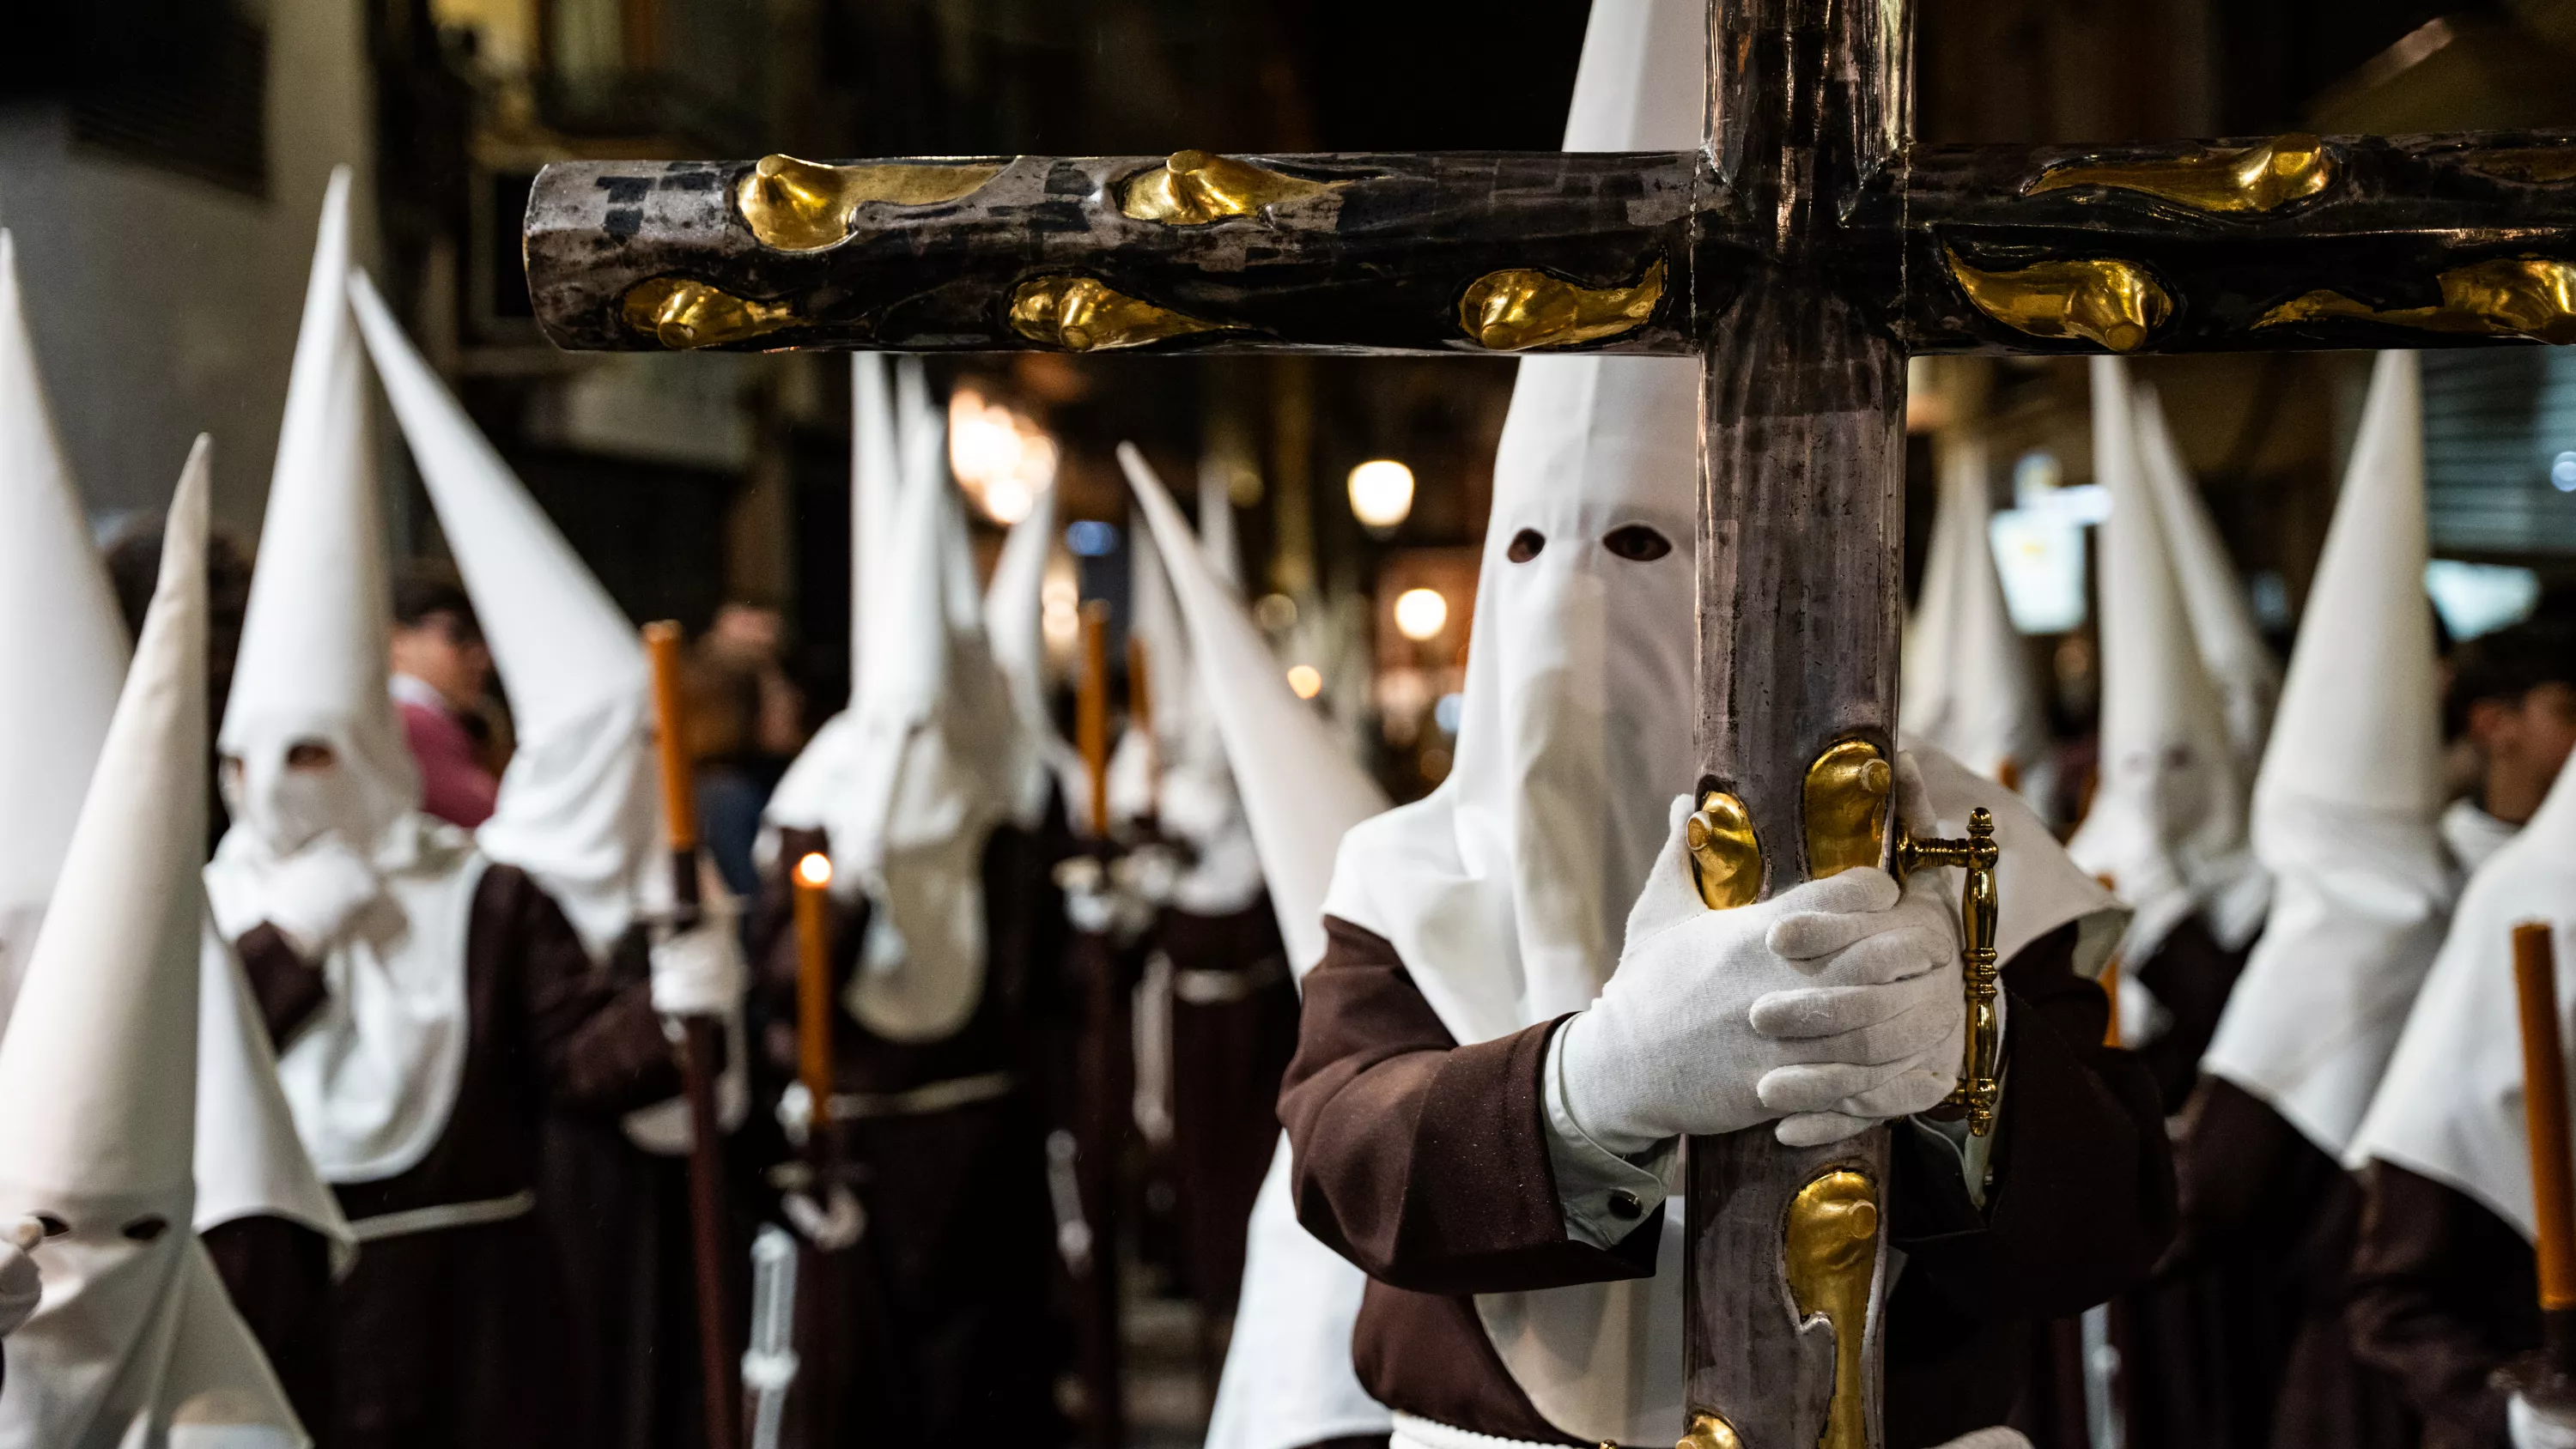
[1557,796,1956,1149]
[0,1216,43,1337]
[1753,752,1981,1146]
[652,888,747,1019]
[1753,860,1965,1147]
[2513,1393,2576,1449]
[261,834,383,958]
[1928,1431,2032,1449]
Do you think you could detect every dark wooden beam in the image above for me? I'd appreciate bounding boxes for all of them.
[525,130,2576,360]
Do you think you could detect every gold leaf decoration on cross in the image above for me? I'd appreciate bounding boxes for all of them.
[1784,1168,1880,1449]
[1007,276,1229,352]
[2255,257,2576,343]
[1686,790,1762,911]
[1804,740,1893,879]
[622,276,800,349]
[1460,258,1668,352]
[738,154,1005,252]
[1944,247,2171,352]
[2026,132,2336,213]
[1118,149,1343,226]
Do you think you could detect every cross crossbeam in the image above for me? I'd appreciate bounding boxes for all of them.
[530,135,2576,359]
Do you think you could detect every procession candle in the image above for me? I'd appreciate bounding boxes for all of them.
[1078,602,1111,839]
[793,852,835,1127]
[2513,920,2576,1369]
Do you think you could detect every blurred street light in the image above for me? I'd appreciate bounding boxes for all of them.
[1393,587,1449,640]
[1347,459,1415,532]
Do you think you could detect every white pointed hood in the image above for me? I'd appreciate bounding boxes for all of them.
[0,230,131,1022]
[216,167,421,860]
[2136,383,2279,774]
[0,446,305,1448]
[1122,444,1393,1449]
[1120,444,1387,973]
[850,355,902,699]
[985,480,1079,828]
[168,437,354,1265]
[206,178,489,1187]
[2209,352,2458,1156]
[2069,356,2263,961]
[1901,434,2047,791]
[766,388,1021,1042]
[347,270,661,956]
[1109,504,1266,915]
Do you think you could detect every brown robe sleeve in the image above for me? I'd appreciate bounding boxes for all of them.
[1278,915,1662,1295]
[488,868,683,1114]
[2347,1161,2538,1449]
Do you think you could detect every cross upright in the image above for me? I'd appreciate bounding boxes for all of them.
[526,1,2576,1442]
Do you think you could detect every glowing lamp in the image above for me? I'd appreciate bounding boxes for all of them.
[1393,587,1449,640]
[1286,664,1324,700]
[1347,459,1416,530]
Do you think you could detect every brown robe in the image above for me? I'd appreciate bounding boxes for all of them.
[2114,1075,2418,1449]
[1279,917,2175,1448]
[2347,1161,2542,1449]
[535,923,733,1449]
[239,863,680,1449]
[202,1215,336,1434]
[1159,900,1299,1314]
[2079,915,2259,1449]
[749,819,1072,1449]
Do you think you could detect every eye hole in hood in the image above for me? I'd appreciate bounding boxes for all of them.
[1601,524,1671,562]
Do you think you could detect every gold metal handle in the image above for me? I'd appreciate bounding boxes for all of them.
[1895,808,2002,1137]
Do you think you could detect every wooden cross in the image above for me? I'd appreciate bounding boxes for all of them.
[525,1,2576,1441]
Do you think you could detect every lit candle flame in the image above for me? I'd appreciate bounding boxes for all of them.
[795,852,834,888]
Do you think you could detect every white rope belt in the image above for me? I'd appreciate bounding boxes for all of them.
[1391,1412,1577,1449]
[828,1070,1017,1121]
[346,1189,538,1244]
[1173,954,1289,1006]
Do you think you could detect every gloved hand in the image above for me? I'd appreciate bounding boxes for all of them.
[0,1216,44,1337]
[1556,796,1957,1150]
[1928,1430,2033,1449]
[2512,1392,2576,1449]
[651,882,747,1019]
[1755,751,1976,1146]
[262,834,383,958]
